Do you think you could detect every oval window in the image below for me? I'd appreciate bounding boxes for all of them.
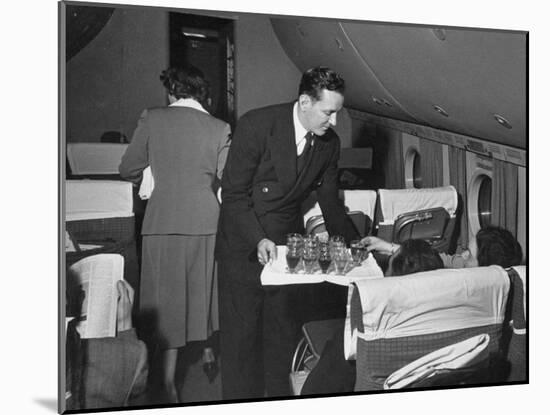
[404,149,422,189]
[477,174,492,228]
[413,152,422,188]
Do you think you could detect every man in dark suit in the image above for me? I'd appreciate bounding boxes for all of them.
[216,66,359,399]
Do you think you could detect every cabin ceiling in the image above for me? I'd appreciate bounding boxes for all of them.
[271,18,527,149]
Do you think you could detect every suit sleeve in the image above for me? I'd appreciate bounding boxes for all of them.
[316,137,359,243]
[119,109,149,184]
[220,115,267,247]
[216,123,232,181]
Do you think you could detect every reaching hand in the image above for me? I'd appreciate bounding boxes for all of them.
[116,280,134,333]
[257,238,277,265]
[361,236,397,255]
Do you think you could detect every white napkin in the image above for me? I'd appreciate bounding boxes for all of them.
[383,334,490,389]
[139,166,155,200]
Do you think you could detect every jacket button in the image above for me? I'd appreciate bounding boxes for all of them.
[262,186,269,193]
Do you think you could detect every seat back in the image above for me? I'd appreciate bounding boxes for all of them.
[67,143,128,176]
[375,186,458,253]
[305,211,369,238]
[383,334,491,389]
[65,180,138,291]
[66,180,134,222]
[344,266,510,391]
[302,189,377,230]
[503,266,527,382]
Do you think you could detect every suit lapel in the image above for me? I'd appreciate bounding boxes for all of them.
[268,105,297,193]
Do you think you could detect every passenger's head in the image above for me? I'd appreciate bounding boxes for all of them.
[387,239,444,277]
[160,65,210,106]
[473,226,523,268]
[297,66,345,136]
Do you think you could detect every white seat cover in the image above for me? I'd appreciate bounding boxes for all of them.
[378,186,458,224]
[66,180,133,221]
[344,265,509,359]
[303,189,377,226]
[67,143,128,175]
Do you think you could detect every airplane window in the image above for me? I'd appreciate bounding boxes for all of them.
[477,174,492,228]
[404,149,422,188]
[413,152,422,188]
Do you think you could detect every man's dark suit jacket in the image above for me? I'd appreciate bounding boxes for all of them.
[216,102,358,284]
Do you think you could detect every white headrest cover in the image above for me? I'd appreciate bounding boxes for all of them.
[66,180,133,221]
[67,143,128,175]
[303,189,377,226]
[350,265,509,342]
[378,186,458,224]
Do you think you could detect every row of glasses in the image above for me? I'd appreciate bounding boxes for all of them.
[286,233,357,275]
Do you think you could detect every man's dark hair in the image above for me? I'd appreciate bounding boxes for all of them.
[388,239,444,277]
[476,226,523,268]
[298,66,345,101]
[160,65,210,105]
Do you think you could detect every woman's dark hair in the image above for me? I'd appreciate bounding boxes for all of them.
[476,226,523,268]
[388,239,444,277]
[160,65,210,105]
[298,66,345,101]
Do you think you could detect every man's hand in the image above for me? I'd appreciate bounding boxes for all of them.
[116,280,134,333]
[257,238,278,265]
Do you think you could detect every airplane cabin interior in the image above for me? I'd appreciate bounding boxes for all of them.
[61,2,527,412]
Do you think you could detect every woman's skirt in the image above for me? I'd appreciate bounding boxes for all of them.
[139,234,218,349]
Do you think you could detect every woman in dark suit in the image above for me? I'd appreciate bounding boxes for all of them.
[119,65,231,402]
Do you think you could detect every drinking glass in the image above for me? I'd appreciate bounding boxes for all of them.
[303,234,319,250]
[318,242,332,274]
[286,233,303,273]
[286,247,301,273]
[287,233,304,248]
[303,246,319,274]
[329,235,345,257]
[350,240,366,265]
[302,234,319,274]
[332,246,349,275]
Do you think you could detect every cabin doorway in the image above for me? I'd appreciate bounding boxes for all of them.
[169,13,235,127]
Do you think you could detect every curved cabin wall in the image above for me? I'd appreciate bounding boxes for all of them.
[66,8,169,143]
[271,18,526,149]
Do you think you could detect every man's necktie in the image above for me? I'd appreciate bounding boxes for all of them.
[296,133,313,175]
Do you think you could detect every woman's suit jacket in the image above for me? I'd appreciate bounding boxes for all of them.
[119,106,231,235]
[216,102,358,277]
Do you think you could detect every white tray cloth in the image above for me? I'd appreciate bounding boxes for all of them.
[260,245,383,286]
[66,180,134,221]
[378,186,457,224]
